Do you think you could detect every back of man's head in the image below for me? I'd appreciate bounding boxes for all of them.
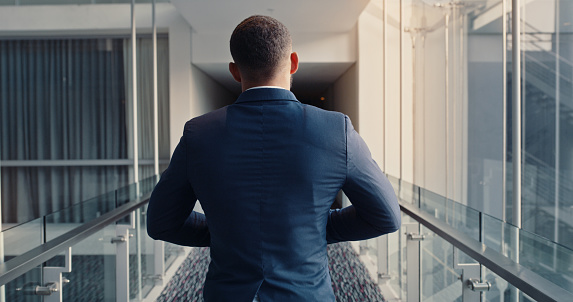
[230,15,292,83]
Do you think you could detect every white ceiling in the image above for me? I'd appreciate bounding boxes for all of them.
[171,0,370,34]
[170,0,370,100]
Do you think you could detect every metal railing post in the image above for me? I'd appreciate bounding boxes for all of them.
[404,222,422,302]
[135,208,143,300]
[43,248,72,302]
[511,0,522,300]
[131,0,139,184]
[454,248,489,302]
[511,0,522,230]
[377,236,390,283]
[113,211,135,302]
[153,240,165,285]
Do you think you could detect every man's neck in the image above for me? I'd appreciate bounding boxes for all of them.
[240,76,291,92]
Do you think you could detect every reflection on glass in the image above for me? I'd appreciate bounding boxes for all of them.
[3,266,42,302]
[386,230,401,297]
[2,218,43,261]
[164,242,183,271]
[517,0,573,253]
[397,176,573,296]
[0,174,163,300]
[406,0,505,217]
[45,191,116,242]
[138,204,155,298]
[139,175,159,197]
[1,36,170,226]
[0,166,128,225]
[44,226,117,302]
[484,267,536,301]
[420,225,462,301]
[117,183,138,207]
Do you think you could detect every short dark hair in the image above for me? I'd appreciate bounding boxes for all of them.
[230,15,292,82]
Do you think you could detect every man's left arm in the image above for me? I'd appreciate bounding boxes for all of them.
[326,116,400,244]
[146,134,210,247]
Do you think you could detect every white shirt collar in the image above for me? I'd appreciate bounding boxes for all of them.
[245,86,288,91]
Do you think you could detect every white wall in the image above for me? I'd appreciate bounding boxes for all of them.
[192,31,357,65]
[168,22,235,153]
[356,1,385,167]
[331,63,359,127]
[384,0,403,179]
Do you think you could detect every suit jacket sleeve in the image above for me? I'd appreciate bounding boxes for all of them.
[326,116,401,244]
[146,133,210,247]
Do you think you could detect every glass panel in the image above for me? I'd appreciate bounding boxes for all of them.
[420,188,447,220]
[485,205,573,292]
[2,218,43,261]
[136,36,171,183]
[1,36,169,226]
[447,198,480,241]
[138,205,155,298]
[3,265,42,302]
[397,212,417,301]
[0,166,128,225]
[484,267,536,302]
[517,0,573,252]
[44,191,116,241]
[164,242,183,271]
[360,238,378,279]
[44,225,117,301]
[127,206,155,300]
[483,212,505,254]
[410,0,447,199]
[400,180,416,205]
[419,186,480,242]
[386,227,401,298]
[420,225,462,301]
[465,0,506,219]
[138,175,159,197]
[128,221,141,300]
[116,183,138,207]
[0,36,129,224]
[518,228,573,292]
[387,174,400,194]
[417,195,573,294]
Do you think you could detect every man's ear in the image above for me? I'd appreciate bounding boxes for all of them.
[229,62,242,83]
[290,52,299,75]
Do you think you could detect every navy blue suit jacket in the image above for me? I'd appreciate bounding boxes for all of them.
[147,88,400,301]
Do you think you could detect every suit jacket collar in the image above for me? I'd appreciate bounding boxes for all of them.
[235,87,300,104]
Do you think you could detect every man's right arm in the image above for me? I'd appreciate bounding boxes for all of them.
[326,116,401,244]
[146,134,210,247]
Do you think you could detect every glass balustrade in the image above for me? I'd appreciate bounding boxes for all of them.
[3,172,572,301]
[0,174,192,302]
[376,175,573,301]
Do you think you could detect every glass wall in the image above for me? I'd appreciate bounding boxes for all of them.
[383,0,573,250]
[405,0,505,217]
[375,1,573,297]
[0,4,170,227]
[518,0,573,250]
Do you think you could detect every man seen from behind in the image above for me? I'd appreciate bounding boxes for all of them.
[147,15,401,302]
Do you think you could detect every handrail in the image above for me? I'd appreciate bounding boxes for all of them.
[0,192,151,286]
[400,200,573,302]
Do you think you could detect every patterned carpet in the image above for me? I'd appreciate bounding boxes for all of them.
[156,242,386,302]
